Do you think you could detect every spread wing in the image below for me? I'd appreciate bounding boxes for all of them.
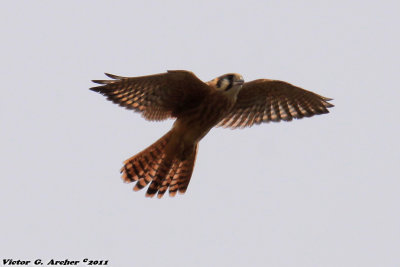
[90,70,211,121]
[218,79,334,129]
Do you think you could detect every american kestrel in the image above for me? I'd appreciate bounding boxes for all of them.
[91,70,333,198]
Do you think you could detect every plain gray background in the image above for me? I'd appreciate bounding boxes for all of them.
[1,1,399,266]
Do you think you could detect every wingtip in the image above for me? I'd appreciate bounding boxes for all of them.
[105,72,125,79]
[91,79,108,85]
[90,73,125,87]
[324,98,335,108]
[89,86,101,92]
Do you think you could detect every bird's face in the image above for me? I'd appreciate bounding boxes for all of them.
[209,73,244,93]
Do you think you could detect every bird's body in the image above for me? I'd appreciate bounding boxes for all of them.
[91,70,333,198]
[173,84,238,145]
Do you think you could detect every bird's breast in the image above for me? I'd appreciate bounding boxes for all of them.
[173,93,235,144]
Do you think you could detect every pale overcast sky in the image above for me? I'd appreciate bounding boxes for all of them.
[1,1,399,266]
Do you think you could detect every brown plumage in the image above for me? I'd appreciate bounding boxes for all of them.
[218,79,333,128]
[90,70,334,198]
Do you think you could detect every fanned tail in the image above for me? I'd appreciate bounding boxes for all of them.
[121,130,172,192]
[121,131,198,198]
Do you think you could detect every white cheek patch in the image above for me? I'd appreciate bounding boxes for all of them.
[221,79,229,90]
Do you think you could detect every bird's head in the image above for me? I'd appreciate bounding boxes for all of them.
[209,73,244,93]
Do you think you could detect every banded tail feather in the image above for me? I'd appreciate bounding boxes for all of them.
[155,144,198,198]
[168,144,198,197]
[120,131,198,198]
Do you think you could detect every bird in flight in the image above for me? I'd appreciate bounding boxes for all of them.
[91,70,333,198]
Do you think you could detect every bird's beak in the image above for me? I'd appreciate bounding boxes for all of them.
[234,79,244,86]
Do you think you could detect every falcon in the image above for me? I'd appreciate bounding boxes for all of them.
[90,70,334,198]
